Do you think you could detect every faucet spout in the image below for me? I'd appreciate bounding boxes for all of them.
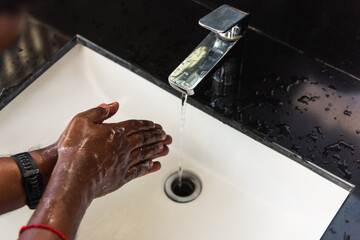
[168,5,250,95]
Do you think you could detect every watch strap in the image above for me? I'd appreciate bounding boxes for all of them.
[11,152,44,209]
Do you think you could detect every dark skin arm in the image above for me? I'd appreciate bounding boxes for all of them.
[0,143,57,214]
[19,102,172,240]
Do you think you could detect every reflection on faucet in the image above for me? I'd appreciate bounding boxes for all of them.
[207,57,242,116]
[168,5,249,96]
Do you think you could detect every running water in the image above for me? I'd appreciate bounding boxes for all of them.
[178,93,188,184]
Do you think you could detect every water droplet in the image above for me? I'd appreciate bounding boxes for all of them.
[307,134,318,142]
[326,94,330,98]
[307,154,316,161]
[325,107,330,111]
[315,126,323,135]
[329,227,337,234]
[323,140,355,156]
[298,95,320,105]
[335,160,352,179]
[344,110,352,117]
[285,78,300,93]
[291,144,301,152]
[301,77,308,83]
[345,219,350,223]
[328,74,334,79]
[276,123,291,137]
[356,130,360,134]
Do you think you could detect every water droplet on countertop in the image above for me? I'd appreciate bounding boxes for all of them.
[329,227,337,234]
[315,126,323,135]
[276,122,291,137]
[356,130,360,134]
[344,110,352,117]
[345,219,350,223]
[323,140,355,156]
[285,78,300,93]
[301,77,308,83]
[307,134,318,142]
[325,107,330,111]
[298,95,320,105]
[291,144,301,152]
[335,160,352,179]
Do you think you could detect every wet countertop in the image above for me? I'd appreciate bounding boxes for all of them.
[1,0,359,238]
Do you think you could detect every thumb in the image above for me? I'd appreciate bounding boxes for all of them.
[81,102,119,124]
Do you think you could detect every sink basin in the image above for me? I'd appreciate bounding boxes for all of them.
[0,39,352,239]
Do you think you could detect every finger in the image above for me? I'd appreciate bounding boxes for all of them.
[163,135,172,145]
[120,120,155,135]
[98,102,119,119]
[130,142,164,164]
[154,124,163,130]
[150,145,169,159]
[125,160,153,182]
[127,129,166,149]
[138,161,161,178]
[78,103,115,124]
[107,102,120,119]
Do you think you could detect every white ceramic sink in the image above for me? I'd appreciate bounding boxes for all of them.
[0,42,352,239]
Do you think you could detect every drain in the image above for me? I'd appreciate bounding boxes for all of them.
[164,171,202,203]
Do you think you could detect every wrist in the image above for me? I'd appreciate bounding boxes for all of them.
[29,143,58,185]
[53,153,96,204]
[24,162,94,239]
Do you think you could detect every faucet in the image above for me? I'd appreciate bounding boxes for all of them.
[168,5,250,95]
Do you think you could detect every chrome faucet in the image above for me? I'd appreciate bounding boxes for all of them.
[168,5,250,95]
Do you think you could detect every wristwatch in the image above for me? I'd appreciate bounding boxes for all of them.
[11,152,44,209]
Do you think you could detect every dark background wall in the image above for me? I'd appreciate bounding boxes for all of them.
[194,0,360,78]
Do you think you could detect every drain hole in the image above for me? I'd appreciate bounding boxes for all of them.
[171,178,195,197]
[164,171,201,203]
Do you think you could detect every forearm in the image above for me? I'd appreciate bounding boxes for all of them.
[20,154,93,240]
[0,144,57,214]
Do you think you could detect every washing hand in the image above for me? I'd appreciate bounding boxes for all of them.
[19,102,172,240]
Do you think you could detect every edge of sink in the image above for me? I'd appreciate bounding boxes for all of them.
[0,34,354,193]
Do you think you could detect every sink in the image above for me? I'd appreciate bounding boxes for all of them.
[0,38,352,239]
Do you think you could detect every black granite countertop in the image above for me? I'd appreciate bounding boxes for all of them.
[1,0,359,238]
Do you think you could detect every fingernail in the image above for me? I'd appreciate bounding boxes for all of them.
[149,161,154,169]
[98,103,108,109]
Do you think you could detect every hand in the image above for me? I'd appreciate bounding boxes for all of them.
[20,102,172,240]
[56,102,172,198]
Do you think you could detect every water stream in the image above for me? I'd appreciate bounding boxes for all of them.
[178,93,188,184]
